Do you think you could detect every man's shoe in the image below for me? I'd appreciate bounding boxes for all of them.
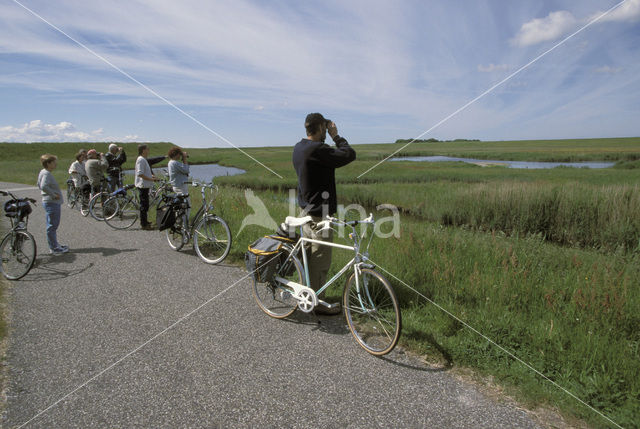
[59,245,69,252]
[315,303,342,316]
[50,248,64,255]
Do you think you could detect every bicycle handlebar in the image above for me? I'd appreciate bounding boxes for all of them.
[0,190,37,205]
[319,213,374,227]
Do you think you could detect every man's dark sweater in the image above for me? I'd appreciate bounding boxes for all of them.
[292,135,356,217]
[105,151,127,175]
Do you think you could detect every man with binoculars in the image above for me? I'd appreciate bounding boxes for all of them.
[292,113,356,314]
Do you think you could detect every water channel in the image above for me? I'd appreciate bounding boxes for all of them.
[390,156,615,169]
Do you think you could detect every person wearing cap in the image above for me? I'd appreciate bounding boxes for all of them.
[85,149,108,197]
[135,144,158,230]
[292,113,356,314]
[104,143,127,191]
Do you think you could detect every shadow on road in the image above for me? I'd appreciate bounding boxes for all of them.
[20,260,95,282]
[176,248,237,267]
[69,247,138,257]
[378,352,451,373]
[282,312,350,336]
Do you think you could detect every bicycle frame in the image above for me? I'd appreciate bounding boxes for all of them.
[181,181,219,234]
[278,215,376,307]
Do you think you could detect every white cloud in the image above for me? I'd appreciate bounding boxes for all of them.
[511,10,577,47]
[0,120,139,142]
[477,63,509,73]
[512,0,640,47]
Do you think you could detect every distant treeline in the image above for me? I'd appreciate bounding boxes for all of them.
[394,138,480,143]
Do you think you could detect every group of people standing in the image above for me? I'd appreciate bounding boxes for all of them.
[68,144,128,201]
[37,144,190,251]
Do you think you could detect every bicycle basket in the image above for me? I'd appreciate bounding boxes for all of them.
[245,236,286,283]
[3,200,31,219]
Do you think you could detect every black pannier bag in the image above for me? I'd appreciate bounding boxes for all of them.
[158,195,188,231]
[4,200,32,219]
[245,236,289,283]
[157,204,176,231]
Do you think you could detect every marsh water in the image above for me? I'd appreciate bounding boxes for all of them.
[390,156,615,169]
[124,163,245,182]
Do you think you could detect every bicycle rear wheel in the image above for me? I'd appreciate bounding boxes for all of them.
[89,192,111,221]
[80,192,90,216]
[343,268,401,356]
[104,195,138,230]
[66,186,76,209]
[253,251,302,319]
[193,215,232,264]
[166,213,187,251]
[0,231,37,280]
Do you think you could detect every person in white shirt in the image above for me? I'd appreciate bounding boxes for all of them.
[135,144,158,230]
[68,151,87,187]
[68,151,90,205]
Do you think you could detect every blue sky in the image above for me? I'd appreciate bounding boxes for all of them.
[0,0,638,148]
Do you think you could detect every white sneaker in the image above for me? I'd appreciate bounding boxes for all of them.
[50,248,64,255]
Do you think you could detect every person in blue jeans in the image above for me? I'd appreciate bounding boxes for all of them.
[37,154,68,255]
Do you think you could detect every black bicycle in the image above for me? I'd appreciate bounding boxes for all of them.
[102,180,173,229]
[164,181,232,264]
[66,177,90,213]
[0,190,37,280]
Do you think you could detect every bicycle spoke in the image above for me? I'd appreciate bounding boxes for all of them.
[343,268,401,355]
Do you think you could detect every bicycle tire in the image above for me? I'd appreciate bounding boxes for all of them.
[103,195,139,230]
[88,192,111,221]
[343,268,401,356]
[66,186,76,209]
[0,230,37,280]
[193,215,232,264]
[80,200,90,216]
[252,251,302,319]
[166,213,187,251]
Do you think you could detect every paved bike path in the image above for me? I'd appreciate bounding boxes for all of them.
[1,182,542,428]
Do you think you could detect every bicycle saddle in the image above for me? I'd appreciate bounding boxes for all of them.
[284,215,313,227]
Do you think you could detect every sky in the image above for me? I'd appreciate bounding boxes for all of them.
[0,0,639,148]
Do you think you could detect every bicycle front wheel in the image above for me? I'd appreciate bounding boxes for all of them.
[89,192,111,221]
[253,251,302,319]
[343,268,401,356]
[166,214,187,251]
[104,195,138,230]
[0,231,37,280]
[193,215,232,264]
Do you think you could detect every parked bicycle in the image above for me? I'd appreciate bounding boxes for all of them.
[66,177,90,213]
[0,190,37,280]
[164,181,232,264]
[249,214,401,356]
[87,175,116,220]
[102,180,173,229]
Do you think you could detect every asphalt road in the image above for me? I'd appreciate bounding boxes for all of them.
[1,182,542,428]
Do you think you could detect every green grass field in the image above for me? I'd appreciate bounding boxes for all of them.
[1,137,639,427]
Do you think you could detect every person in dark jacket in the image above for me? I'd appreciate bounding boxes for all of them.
[292,113,356,314]
[105,144,127,191]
